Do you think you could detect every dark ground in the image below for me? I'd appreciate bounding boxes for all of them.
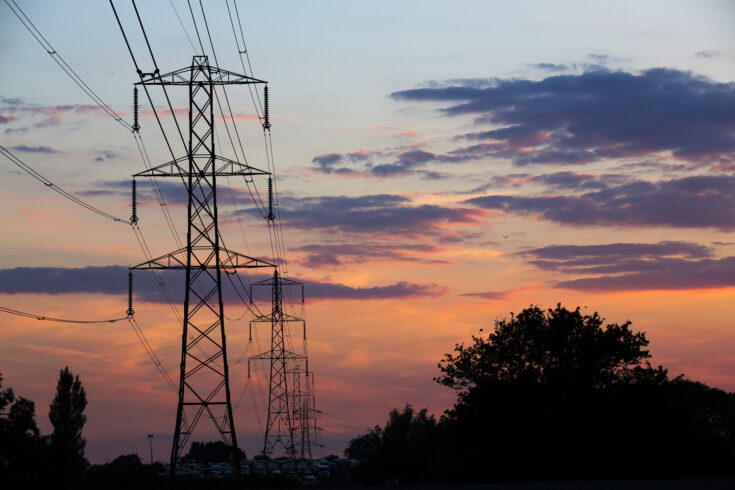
[270,478,735,490]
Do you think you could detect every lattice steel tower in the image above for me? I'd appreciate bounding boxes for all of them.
[130,56,271,476]
[249,270,314,458]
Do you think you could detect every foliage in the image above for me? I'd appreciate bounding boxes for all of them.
[49,366,88,485]
[346,404,446,484]
[436,304,650,394]
[0,372,45,484]
[347,304,735,483]
[184,441,246,463]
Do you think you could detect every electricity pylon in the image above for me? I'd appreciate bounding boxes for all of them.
[130,55,272,476]
[249,269,311,458]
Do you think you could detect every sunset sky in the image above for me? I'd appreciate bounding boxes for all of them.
[1,0,735,463]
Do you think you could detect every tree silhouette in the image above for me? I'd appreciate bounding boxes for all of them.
[347,304,735,483]
[0,373,44,484]
[183,441,245,463]
[49,366,88,484]
[437,304,650,394]
[435,304,735,480]
[346,404,445,484]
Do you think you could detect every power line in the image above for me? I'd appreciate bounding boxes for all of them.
[0,145,131,224]
[168,0,197,53]
[4,0,133,131]
[0,306,127,324]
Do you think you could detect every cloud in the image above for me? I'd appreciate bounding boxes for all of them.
[10,145,58,154]
[695,50,721,58]
[530,63,571,72]
[0,115,18,124]
[520,241,712,263]
[276,194,487,238]
[458,290,513,300]
[587,53,610,64]
[370,150,447,177]
[4,127,27,134]
[392,68,735,166]
[310,146,465,178]
[518,241,735,292]
[295,242,443,268]
[310,150,379,175]
[0,266,128,295]
[140,107,188,119]
[465,175,735,230]
[0,266,444,302]
[93,150,119,162]
[2,103,102,128]
[304,280,445,300]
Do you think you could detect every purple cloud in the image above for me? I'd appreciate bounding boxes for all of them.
[392,68,735,165]
[295,242,443,268]
[518,241,735,292]
[278,194,486,237]
[10,145,58,154]
[0,266,444,302]
[465,175,735,230]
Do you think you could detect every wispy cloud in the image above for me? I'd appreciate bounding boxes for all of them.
[10,145,58,154]
[695,50,721,59]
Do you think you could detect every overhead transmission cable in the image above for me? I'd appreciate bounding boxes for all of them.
[0,306,127,324]
[0,145,131,224]
[3,0,133,132]
[4,2,182,394]
[168,0,197,53]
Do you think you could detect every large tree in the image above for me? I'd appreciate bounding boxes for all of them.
[0,373,44,483]
[346,304,735,483]
[436,304,735,480]
[436,304,651,395]
[49,366,88,482]
[345,404,445,484]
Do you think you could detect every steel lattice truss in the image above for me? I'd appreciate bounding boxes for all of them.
[249,270,306,458]
[131,56,269,475]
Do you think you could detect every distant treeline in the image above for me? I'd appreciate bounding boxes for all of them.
[345,305,735,485]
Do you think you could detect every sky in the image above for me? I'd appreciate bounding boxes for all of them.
[1,0,735,464]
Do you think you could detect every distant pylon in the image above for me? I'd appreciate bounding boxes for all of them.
[249,269,310,458]
[129,56,272,477]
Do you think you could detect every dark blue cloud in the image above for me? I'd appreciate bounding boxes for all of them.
[530,63,571,72]
[392,68,735,165]
[531,171,626,190]
[0,266,444,302]
[0,266,128,295]
[518,241,735,291]
[556,257,735,291]
[295,242,441,268]
[303,280,445,300]
[310,151,377,174]
[465,175,735,230]
[277,194,485,237]
[10,145,58,154]
[521,241,712,261]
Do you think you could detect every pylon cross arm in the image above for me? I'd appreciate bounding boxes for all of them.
[130,247,275,270]
[136,64,267,86]
[133,155,270,179]
[249,350,305,361]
